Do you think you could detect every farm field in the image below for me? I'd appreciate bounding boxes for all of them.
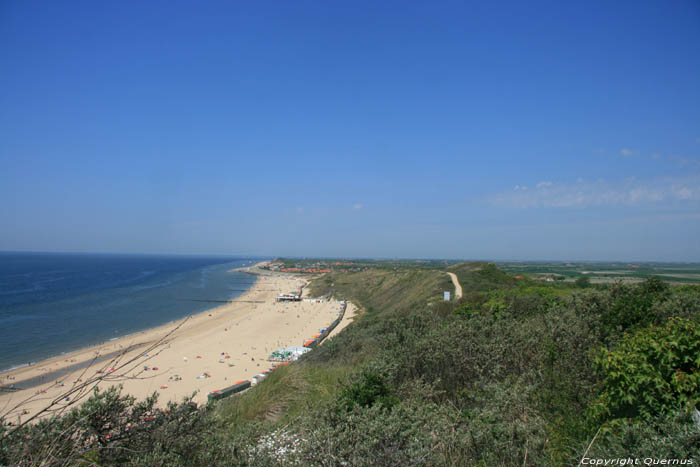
[495,261,700,284]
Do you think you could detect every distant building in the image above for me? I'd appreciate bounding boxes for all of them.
[444,291,451,301]
[276,292,301,302]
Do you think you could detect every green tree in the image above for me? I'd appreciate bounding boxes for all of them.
[575,276,591,288]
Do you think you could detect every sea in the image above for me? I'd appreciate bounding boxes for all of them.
[0,252,264,372]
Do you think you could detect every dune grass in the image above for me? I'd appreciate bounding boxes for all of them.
[310,267,452,314]
[211,361,356,433]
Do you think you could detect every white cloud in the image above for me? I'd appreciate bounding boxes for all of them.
[620,148,638,157]
[352,203,363,210]
[296,207,304,213]
[536,181,552,189]
[675,187,692,200]
[490,176,700,209]
[513,185,528,191]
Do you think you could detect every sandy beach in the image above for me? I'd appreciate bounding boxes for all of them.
[0,264,356,424]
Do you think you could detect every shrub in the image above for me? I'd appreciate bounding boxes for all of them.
[593,317,700,420]
[600,278,670,338]
[297,388,550,467]
[586,409,700,460]
[0,385,245,466]
[337,369,398,412]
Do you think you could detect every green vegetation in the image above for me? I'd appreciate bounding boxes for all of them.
[3,262,700,465]
[0,386,237,466]
[276,257,458,272]
[594,317,700,420]
[310,267,452,313]
[575,275,591,288]
[336,369,398,412]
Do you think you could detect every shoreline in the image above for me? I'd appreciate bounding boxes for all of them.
[0,262,265,385]
[1,262,354,423]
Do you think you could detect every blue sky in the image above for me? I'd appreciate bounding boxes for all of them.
[1,0,699,260]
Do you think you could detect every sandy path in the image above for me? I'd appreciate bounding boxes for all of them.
[0,270,346,424]
[322,302,358,343]
[446,272,463,299]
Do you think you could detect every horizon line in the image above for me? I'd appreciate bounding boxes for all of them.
[1,249,699,264]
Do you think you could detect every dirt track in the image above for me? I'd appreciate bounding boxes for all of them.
[446,272,463,299]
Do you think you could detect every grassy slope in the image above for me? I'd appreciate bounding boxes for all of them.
[309,268,453,314]
[447,261,518,293]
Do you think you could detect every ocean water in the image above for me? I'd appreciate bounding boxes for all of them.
[0,252,262,372]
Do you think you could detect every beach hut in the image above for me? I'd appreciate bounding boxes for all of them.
[207,380,251,401]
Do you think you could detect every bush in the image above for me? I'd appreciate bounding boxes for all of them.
[587,409,700,460]
[593,317,700,420]
[600,278,670,338]
[0,385,246,466]
[297,400,457,466]
[296,388,550,466]
[337,369,398,412]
